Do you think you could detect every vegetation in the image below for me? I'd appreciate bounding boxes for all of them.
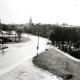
[0,23,29,43]
[33,49,80,80]
[16,29,23,42]
[0,24,16,31]
[23,24,80,43]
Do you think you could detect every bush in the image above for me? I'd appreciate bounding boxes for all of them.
[0,37,12,43]
[70,50,80,59]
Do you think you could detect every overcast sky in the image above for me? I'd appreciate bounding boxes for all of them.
[0,0,80,25]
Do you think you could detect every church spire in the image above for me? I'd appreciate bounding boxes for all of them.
[29,16,32,26]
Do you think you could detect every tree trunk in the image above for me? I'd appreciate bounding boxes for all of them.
[15,34,16,42]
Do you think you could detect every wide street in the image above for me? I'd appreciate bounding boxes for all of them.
[0,34,63,80]
[0,34,48,76]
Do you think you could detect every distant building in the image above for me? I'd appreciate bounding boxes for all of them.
[62,23,68,27]
[60,23,76,27]
[57,22,58,26]
[0,30,16,35]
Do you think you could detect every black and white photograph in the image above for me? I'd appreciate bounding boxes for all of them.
[0,0,80,80]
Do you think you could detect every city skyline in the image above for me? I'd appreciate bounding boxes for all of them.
[0,0,80,25]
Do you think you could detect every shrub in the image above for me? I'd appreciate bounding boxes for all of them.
[70,50,80,59]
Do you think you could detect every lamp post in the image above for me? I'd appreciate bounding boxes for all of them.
[37,33,39,56]
[2,32,4,53]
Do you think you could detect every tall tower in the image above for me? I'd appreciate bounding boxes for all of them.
[29,16,32,26]
[0,19,1,24]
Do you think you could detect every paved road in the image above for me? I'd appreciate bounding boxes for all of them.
[0,34,48,76]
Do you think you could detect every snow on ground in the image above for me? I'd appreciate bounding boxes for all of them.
[0,34,62,80]
[0,59,62,80]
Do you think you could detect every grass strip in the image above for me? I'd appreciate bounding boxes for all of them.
[33,48,80,80]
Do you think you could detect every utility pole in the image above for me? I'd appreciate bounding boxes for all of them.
[37,34,39,56]
[45,36,49,51]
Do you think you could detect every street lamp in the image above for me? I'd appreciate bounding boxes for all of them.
[2,32,4,53]
[37,33,39,56]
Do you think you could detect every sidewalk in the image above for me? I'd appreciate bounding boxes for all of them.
[49,45,80,62]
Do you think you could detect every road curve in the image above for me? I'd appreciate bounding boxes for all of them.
[0,34,48,76]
